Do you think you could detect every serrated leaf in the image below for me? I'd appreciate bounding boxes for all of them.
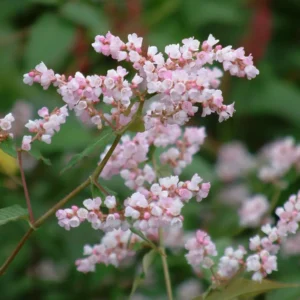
[61,127,114,174]
[130,249,157,298]
[60,2,109,36]
[195,278,299,300]
[24,14,75,70]
[0,138,17,158]
[0,205,28,226]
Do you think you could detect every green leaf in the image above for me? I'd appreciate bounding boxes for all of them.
[0,205,28,226]
[130,249,157,298]
[235,65,300,128]
[29,144,51,166]
[0,138,17,158]
[61,127,114,174]
[24,14,75,70]
[60,2,109,35]
[195,278,299,300]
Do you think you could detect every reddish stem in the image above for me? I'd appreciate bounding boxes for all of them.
[17,150,34,224]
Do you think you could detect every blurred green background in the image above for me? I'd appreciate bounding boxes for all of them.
[0,0,300,299]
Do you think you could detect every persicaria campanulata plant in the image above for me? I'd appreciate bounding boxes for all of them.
[2,31,299,299]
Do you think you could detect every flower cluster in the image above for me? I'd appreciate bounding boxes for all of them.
[92,32,258,126]
[23,62,141,130]
[23,32,258,134]
[203,190,300,282]
[216,138,300,186]
[75,229,141,272]
[246,189,300,279]
[217,246,246,279]
[56,196,122,231]
[124,174,210,231]
[185,230,217,270]
[57,174,211,234]
[216,141,255,182]
[21,105,68,151]
[258,137,300,183]
[15,30,267,289]
[238,195,269,227]
[282,232,300,255]
[0,113,15,141]
[100,132,151,185]
[160,127,206,175]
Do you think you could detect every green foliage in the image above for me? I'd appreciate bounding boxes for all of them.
[61,127,114,174]
[130,249,157,297]
[24,13,75,70]
[0,0,300,298]
[0,205,28,226]
[195,278,299,300]
[29,143,51,165]
[60,2,109,36]
[0,138,17,158]
[182,0,245,28]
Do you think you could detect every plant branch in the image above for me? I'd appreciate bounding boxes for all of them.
[159,228,173,300]
[0,133,122,275]
[17,150,34,224]
[91,133,122,180]
[0,101,143,276]
[91,177,109,196]
[0,228,33,275]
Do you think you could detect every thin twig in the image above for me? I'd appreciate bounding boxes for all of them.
[98,111,116,130]
[159,228,173,300]
[0,228,33,275]
[17,150,34,224]
[0,102,142,276]
[0,134,122,275]
[91,177,109,196]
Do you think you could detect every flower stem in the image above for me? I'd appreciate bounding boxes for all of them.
[91,178,109,196]
[0,133,122,275]
[0,100,144,276]
[159,228,173,300]
[0,228,34,275]
[17,150,34,224]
